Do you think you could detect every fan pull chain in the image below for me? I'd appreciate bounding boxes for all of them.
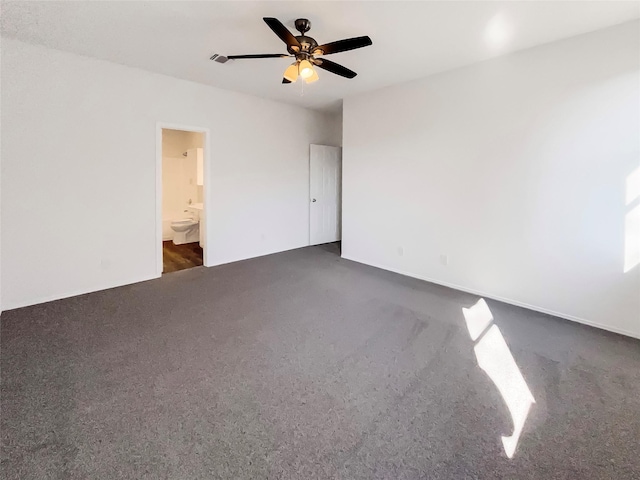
[300,77,304,97]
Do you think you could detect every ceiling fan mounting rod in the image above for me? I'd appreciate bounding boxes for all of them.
[294,18,311,35]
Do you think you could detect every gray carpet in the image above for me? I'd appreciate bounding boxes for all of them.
[2,243,639,479]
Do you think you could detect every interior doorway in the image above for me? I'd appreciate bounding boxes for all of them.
[156,123,211,275]
[309,144,342,246]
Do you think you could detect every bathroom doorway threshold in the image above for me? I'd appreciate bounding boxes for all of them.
[162,241,203,274]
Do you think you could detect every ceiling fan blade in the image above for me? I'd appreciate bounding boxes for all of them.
[314,58,357,79]
[227,54,290,59]
[312,36,372,56]
[282,78,292,84]
[263,17,301,50]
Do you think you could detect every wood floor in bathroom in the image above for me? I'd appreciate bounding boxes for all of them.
[163,241,203,273]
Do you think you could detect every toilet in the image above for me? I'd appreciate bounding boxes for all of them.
[170,218,199,245]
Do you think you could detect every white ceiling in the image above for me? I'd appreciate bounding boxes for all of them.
[2,1,639,113]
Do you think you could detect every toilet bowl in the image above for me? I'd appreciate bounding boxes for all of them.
[170,218,199,245]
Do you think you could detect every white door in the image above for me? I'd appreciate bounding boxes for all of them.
[310,144,342,245]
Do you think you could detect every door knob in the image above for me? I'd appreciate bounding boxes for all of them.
[312,198,316,202]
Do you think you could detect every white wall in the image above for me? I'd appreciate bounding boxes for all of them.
[342,21,640,338]
[1,39,340,310]
[0,36,2,313]
[324,110,343,147]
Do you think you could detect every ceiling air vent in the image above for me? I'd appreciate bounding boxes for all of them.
[210,54,230,64]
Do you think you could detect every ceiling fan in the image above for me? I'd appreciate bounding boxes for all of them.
[221,17,372,84]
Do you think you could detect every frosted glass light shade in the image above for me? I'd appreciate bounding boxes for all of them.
[283,63,299,82]
[299,59,314,79]
[304,68,319,84]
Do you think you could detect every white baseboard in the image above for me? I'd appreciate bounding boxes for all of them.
[342,254,640,340]
[206,243,309,268]
[4,273,160,312]
[5,243,307,310]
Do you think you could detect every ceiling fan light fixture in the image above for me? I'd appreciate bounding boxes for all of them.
[225,17,372,84]
[283,63,299,82]
[304,68,319,84]
[298,59,314,79]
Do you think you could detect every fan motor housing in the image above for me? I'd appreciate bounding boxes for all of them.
[292,35,318,54]
[286,19,317,55]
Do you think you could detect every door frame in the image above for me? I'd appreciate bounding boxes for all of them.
[156,122,212,276]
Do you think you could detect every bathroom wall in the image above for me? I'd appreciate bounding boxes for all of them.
[162,129,203,240]
[162,129,203,158]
